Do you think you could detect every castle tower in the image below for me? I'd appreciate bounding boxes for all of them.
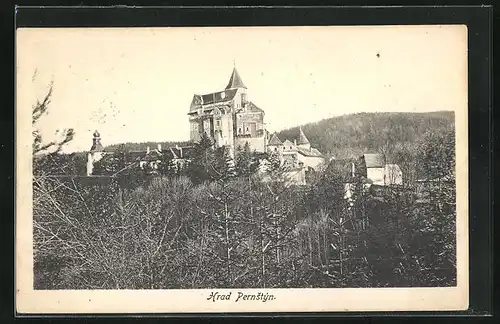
[226,66,248,112]
[297,127,311,150]
[86,130,105,176]
[225,66,247,90]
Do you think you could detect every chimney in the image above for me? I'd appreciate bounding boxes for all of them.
[176,144,180,150]
[351,162,355,177]
[146,146,150,154]
[294,139,297,146]
[157,143,162,151]
[179,147,183,158]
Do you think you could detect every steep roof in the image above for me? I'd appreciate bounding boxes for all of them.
[362,153,385,168]
[189,89,238,114]
[202,89,238,105]
[297,127,310,145]
[311,148,323,156]
[268,133,282,146]
[225,67,247,89]
[297,147,323,158]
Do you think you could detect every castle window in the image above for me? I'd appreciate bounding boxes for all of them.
[216,120,220,127]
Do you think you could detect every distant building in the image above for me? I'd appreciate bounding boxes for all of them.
[357,153,404,186]
[266,128,325,171]
[359,153,386,186]
[262,128,325,185]
[324,153,404,203]
[86,131,193,176]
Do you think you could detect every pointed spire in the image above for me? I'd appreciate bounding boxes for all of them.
[297,127,310,145]
[268,133,283,146]
[225,66,247,90]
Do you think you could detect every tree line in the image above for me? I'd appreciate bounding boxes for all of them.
[278,111,454,159]
[33,129,456,289]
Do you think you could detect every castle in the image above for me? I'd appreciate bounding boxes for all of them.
[188,66,266,156]
[87,65,326,180]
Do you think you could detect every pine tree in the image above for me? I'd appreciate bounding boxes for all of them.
[235,142,259,178]
[92,144,127,175]
[186,133,216,184]
[210,146,236,181]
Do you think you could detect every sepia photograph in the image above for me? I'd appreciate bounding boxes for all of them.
[16,25,468,313]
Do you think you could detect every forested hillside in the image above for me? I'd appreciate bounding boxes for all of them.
[105,112,454,160]
[277,111,455,159]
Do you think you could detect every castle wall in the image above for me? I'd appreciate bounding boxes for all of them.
[234,136,266,153]
[189,118,201,142]
[235,112,264,137]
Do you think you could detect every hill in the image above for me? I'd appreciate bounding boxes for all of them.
[276,111,455,159]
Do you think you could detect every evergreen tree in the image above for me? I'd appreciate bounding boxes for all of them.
[235,142,259,178]
[92,144,127,175]
[186,133,216,184]
[210,146,236,181]
[418,127,455,181]
[159,150,177,177]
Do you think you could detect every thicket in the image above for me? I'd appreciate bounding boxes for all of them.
[33,129,456,289]
[32,79,456,289]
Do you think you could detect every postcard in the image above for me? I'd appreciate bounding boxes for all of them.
[16,25,468,313]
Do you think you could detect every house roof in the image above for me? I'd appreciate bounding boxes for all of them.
[268,133,282,146]
[362,153,385,168]
[189,89,238,114]
[225,67,247,89]
[297,147,323,158]
[201,89,238,105]
[297,127,310,145]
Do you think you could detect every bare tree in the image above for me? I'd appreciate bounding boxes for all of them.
[32,79,74,156]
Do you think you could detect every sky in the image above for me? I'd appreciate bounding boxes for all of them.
[17,26,467,153]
